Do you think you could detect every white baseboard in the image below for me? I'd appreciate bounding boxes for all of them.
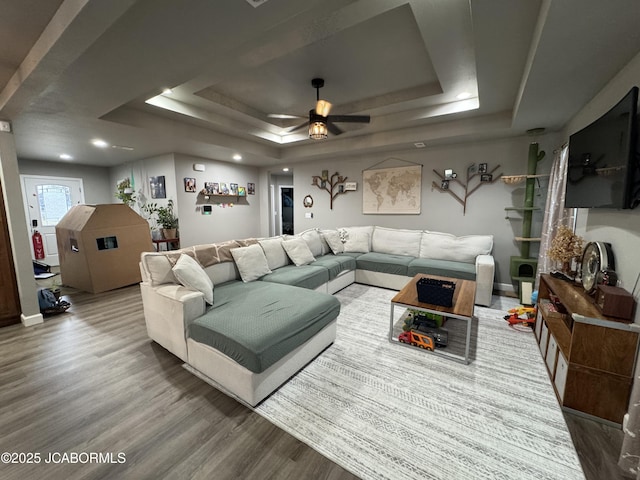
[21,312,43,326]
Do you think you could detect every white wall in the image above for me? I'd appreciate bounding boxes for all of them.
[565,50,640,322]
[110,153,177,212]
[280,133,561,287]
[173,154,261,246]
[19,159,112,204]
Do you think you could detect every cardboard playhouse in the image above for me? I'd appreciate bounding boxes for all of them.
[56,204,154,293]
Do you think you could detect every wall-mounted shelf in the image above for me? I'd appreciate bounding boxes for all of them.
[432,164,502,215]
[505,207,541,211]
[311,171,350,209]
[197,192,246,205]
[514,237,541,242]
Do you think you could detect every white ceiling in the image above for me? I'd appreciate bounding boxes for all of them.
[1,0,640,168]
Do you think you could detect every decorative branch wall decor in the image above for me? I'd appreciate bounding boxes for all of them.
[432,163,502,215]
[311,171,349,209]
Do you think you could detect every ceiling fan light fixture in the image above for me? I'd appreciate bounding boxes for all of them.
[309,120,328,139]
[315,99,332,117]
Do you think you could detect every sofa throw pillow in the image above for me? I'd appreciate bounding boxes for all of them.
[259,237,289,270]
[338,226,374,250]
[282,237,316,266]
[342,230,370,253]
[231,244,272,282]
[298,228,324,257]
[172,254,214,305]
[320,230,344,254]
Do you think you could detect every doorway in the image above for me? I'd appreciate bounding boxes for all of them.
[21,175,85,266]
[280,186,294,235]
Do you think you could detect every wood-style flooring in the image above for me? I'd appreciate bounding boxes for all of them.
[0,284,630,479]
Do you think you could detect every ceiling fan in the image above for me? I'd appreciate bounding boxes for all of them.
[281,78,370,139]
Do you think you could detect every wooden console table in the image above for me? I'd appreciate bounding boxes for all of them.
[152,238,180,251]
[536,274,639,425]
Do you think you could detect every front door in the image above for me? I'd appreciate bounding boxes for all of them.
[21,175,85,266]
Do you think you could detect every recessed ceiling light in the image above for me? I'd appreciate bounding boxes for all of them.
[162,88,173,95]
[59,153,73,160]
[456,92,471,100]
[414,142,426,148]
[232,154,242,161]
[282,168,289,172]
[91,139,109,148]
[111,145,134,151]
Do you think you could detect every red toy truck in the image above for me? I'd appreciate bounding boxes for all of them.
[398,330,435,351]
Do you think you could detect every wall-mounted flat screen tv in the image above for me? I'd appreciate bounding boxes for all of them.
[565,86,639,209]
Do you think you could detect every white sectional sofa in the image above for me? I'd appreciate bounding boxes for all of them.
[139,226,494,406]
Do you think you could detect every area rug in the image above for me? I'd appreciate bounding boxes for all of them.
[254,284,585,480]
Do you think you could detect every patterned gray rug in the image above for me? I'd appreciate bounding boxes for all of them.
[254,284,585,480]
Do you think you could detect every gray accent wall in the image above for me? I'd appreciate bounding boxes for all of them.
[284,133,561,288]
[173,154,262,246]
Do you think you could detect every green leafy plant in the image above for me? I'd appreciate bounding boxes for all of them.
[115,178,136,206]
[142,199,178,229]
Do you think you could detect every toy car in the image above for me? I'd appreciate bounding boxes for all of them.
[398,330,435,351]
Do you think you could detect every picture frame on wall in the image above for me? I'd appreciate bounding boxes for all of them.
[480,173,493,182]
[238,186,246,196]
[150,176,166,199]
[219,183,229,194]
[204,182,218,194]
[184,177,196,192]
[247,183,255,195]
[478,163,488,174]
[229,183,238,195]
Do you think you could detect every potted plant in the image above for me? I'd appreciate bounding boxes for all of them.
[142,199,178,239]
[115,178,136,207]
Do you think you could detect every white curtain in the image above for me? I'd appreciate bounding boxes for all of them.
[536,145,575,284]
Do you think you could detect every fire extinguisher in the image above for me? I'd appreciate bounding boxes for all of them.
[32,230,45,260]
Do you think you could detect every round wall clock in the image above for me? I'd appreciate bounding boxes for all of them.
[581,241,615,293]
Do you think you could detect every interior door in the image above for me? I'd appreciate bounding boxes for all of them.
[21,175,85,266]
[0,179,21,326]
[280,186,294,235]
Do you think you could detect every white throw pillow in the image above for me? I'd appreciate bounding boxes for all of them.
[338,226,374,250]
[342,230,370,253]
[231,244,272,282]
[259,237,289,270]
[320,230,344,254]
[282,237,316,266]
[298,228,324,257]
[172,254,214,305]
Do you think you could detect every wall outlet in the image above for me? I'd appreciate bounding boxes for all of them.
[305,212,313,219]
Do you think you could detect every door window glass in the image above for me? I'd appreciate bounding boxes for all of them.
[37,185,72,226]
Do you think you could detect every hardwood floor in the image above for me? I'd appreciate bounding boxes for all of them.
[0,285,357,480]
[0,284,631,479]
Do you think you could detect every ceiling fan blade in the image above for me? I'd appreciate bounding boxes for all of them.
[268,113,306,119]
[316,100,332,117]
[327,114,370,123]
[285,120,309,133]
[327,122,344,136]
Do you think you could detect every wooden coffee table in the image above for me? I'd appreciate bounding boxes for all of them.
[389,274,476,364]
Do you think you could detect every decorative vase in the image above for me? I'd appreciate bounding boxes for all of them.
[162,228,177,239]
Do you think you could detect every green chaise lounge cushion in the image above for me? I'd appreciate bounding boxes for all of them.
[188,281,340,373]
